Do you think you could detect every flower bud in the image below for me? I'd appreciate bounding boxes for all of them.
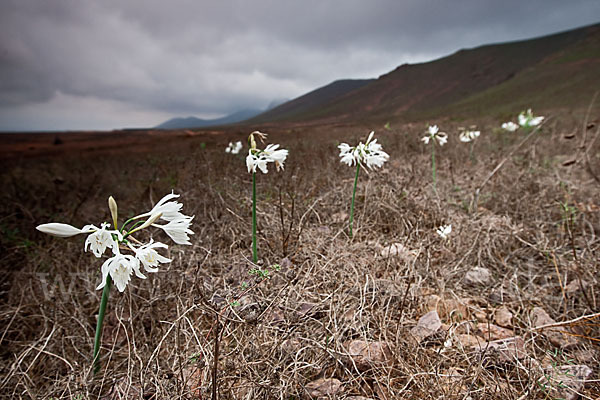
[36,223,87,238]
[108,196,118,228]
[137,212,163,231]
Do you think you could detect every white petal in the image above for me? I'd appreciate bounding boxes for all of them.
[36,223,89,238]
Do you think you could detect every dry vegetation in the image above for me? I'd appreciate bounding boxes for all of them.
[0,113,599,399]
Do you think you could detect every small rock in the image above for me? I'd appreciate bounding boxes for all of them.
[488,287,512,304]
[494,307,513,327]
[464,267,492,286]
[379,242,417,262]
[332,212,349,224]
[573,349,597,364]
[439,367,467,395]
[410,310,442,343]
[296,303,318,318]
[474,336,528,364]
[281,338,303,356]
[265,307,285,325]
[539,365,593,400]
[454,334,484,348]
[305,378,343,398]
[532,307,579,348]
[345,340,394,371]
[477,323,514,340]
[473,310,488,322]
[425,295,471,321]
[565,279,589,293]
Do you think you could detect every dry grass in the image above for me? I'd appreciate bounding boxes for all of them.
[0,114,599,399]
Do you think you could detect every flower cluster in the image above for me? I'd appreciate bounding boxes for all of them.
[502,109,544,131]
[245,131,288,174]
[501,121,519,132]
[225,141,243,154]
[459,129,480,143]
[422,125,448,146]
[338,131,389,169]
[36,192,193,292]
[436,224,452,240]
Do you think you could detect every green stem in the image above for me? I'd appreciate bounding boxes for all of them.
[469,142,474,163]
[93,275,112,375]
[349,163,361,238]
[252,172,257,263]
[431,143,436,191]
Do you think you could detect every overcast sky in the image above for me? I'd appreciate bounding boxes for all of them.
[0,0,599,131]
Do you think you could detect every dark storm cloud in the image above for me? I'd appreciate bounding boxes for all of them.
[0,0,599,130]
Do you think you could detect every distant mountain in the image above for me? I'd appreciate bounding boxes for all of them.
[250,79,375,123]
[251,23,600,124]
[155,108,263,130]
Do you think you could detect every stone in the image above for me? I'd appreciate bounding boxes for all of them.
[332,212,349,224]
[573,349,597,364]
[305,378,343,398]
[539,365,593,400]
[281,338,303,356]
[488,287,512,304]
[454,334,484,348]
[494,307,513,327]
[345,340,394,371]
[410,310,442,343]
[532,307,579,348]
[565,279,589,293]
[379,242,416,262]
[464,267,492,285]
[424,295,471,321]
[476,323,514,340]
[473,336,528,364]
[439,367,467,395]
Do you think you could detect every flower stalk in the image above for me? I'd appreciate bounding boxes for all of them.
[93,275,112,374]
[349,163,361,238]
[245,131,288,262]
[252,172,257,263]
[421,125,447,191]
[338,131,389,237]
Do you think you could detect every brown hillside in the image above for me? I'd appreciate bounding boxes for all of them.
[256,23,600,125]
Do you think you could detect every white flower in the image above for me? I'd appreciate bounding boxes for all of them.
[364,139,390,169]
[96,250,145,292]
[153,216,194,245]
[246,150,269,173]
[338,143,358,167]
[84,222,122,258]
[338,131,389,170]
[436,132,448,146]
[128,239,171,273]
[459,130,480,143]
[422,125,447,146]
[436,224,452,240]
[226,141,243,154]
[263,143,289,171]
[136,192,186,222]
[518,109,544,128]
[501,121,519,132]
[246,143,288,174]
[36,222,94,238]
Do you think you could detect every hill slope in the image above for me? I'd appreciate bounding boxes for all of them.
[254,23,600,124]
[155,109,263,129]
[250,79,374,123]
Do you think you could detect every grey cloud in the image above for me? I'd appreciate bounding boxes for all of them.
[0,0,599,130]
